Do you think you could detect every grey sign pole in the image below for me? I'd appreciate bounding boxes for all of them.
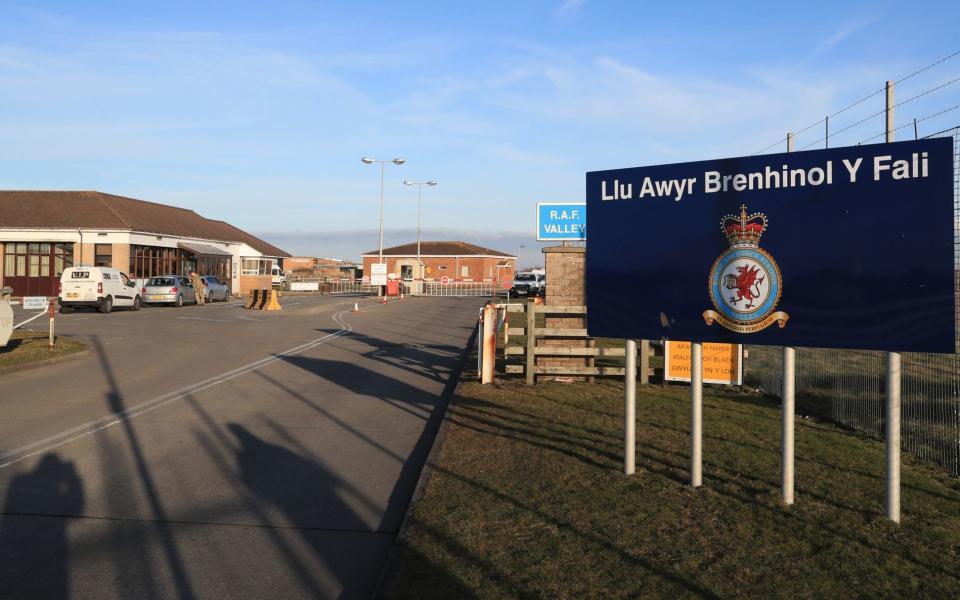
[885,79,902,524]
[691,341,703,487]
[624,339,636,475]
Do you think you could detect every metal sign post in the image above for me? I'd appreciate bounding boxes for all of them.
[691,341,703,488]
[624,339,636,475]
[782,132,796,507]
[884,79,901,523]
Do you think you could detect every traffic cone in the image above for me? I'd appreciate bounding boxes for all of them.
[399,291,404,301]
[352,301,360,313]
[381,294,387,304]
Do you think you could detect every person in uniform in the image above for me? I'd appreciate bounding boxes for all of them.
[190,271,206,305]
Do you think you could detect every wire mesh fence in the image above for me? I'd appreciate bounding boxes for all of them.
[744,125,960,475]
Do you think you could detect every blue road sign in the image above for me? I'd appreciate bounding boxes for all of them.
[537,203,586,241]
[586,138,956,353]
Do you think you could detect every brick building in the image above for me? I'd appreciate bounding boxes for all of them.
[361,241,516,285]
[0,191,289,297]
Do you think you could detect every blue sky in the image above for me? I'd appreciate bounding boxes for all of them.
[1,1,959,266]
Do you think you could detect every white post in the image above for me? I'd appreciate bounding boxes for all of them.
[625,339,636,475]
[782,346,795,505]
[691,341,703,488]
[782,133,796,507]
[886,351,901,522]
[48,298,56,348]
[885,79,901,524]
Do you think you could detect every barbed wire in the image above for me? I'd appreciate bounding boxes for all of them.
[857,102,960,144]
[753,49,960,154]
[797,76,960,150]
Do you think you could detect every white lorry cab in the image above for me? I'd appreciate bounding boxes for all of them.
[59,266,142,314]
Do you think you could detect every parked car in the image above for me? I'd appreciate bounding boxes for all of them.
[510,272,546,298]
[59,266,141,314]
[141,276,198,307]
[201,276,231,302]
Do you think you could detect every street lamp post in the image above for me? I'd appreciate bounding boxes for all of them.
[403,180,437,279]
[362,157,405,293]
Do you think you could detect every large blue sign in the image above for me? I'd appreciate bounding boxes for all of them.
[586,138,956,353]
[537,202,586,241]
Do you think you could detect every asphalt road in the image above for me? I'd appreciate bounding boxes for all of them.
[0,294,485,599]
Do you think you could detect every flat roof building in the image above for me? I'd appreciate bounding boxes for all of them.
[0,191,289,297]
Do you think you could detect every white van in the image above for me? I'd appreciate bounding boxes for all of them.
[271,264,286,287]
[59,267,142,314]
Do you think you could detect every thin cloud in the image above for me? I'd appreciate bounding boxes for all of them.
[557,0,585,18]
[814,17,878,55]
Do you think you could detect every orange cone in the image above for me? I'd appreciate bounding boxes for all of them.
[399,291,404,301]
[353,301,360,313]
[381,295,387,304]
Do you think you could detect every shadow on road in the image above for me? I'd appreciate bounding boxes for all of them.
[0,453,84,599]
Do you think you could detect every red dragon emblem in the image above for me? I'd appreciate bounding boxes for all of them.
[725,265,764,308]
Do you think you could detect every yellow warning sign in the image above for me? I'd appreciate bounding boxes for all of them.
[663,341,742,385]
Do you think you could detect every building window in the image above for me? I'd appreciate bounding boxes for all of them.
[461,265,469,277]
[129,245,182,279]
[241,258,273,275]
[95,244,112,267]
[438,265,447,271]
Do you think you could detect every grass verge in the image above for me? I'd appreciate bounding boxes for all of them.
[0,330,86,370]
[391,378,960,598]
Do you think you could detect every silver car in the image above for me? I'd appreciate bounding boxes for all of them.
[141,275,198,307]
[201,276,231,302]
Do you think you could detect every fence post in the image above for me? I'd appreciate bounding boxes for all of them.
[481,303,496,384]
[625,339,636,475]
[525,298,536,385]
[639,340,650,385]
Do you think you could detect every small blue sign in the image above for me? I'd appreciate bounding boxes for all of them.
[537,203,586,241]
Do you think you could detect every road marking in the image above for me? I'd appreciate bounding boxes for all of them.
[0,309,356,469]
[176,316,234,323]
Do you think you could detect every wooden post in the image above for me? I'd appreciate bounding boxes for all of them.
[587,338,596,384]
[525,298,536,385]
[639,340,650,385]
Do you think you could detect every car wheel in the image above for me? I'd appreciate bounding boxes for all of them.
[175,294,184,308]
[60,305,74,314]
[100,296,113,314]
[132,296,141,311]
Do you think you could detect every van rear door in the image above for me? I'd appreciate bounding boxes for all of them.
[62,269,99,301]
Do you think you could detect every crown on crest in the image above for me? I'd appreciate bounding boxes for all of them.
[721,204,767,247]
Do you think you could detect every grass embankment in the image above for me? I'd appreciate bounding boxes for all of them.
[392,379,960,598]
[0,330,86,370]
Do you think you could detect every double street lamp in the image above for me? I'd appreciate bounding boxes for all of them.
[403,180,437,278]
[361,157,406,265]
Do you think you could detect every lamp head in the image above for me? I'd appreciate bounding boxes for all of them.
[361,157,375,164]
[403,180,414,186]
[427,180,438,186]
[392,158,406,165]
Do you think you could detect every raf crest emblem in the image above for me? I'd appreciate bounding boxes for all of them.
[703,205,789,333]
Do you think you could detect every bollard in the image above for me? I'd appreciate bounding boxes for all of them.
[48,298,55,348]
